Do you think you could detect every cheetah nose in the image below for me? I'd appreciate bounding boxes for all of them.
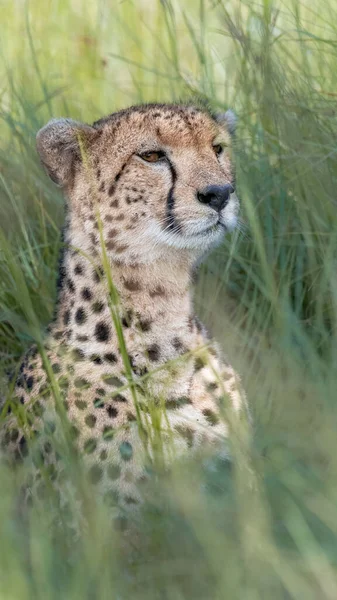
[197,184,234,212]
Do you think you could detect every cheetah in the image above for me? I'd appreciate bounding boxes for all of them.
[1,103,247,517]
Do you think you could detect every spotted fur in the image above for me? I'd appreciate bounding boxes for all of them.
[1,103,246,515]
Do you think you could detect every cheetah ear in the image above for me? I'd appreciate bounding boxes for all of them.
[215,110,237,136]
[36,118,98,187]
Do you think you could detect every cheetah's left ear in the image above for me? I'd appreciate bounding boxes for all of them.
[215,110,237,136]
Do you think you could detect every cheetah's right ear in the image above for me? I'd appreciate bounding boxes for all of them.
[215,110,237,136]
[36,118,98,187]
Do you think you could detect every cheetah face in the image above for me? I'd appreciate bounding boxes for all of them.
[37,104,239,262]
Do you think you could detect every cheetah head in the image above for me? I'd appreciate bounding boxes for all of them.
[36,104,239,263]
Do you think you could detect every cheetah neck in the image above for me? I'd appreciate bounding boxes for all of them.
[52,228,199,360]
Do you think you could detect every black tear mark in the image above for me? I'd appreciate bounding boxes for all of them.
[165,159,181,233]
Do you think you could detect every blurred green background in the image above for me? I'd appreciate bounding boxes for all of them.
[1,0,337,597]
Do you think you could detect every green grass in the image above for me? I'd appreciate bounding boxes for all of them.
[1,0,337,597]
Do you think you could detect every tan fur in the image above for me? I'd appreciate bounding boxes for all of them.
[1,103,246,514]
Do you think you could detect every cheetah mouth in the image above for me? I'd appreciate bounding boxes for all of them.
[195,221,226,236]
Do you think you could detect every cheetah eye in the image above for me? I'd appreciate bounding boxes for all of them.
[139,150,166,163]
[213,144,224,156]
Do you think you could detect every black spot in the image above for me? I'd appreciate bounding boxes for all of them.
[103,376,123,387]
[107,405,118,419]
[124,495,139,505]
[134,365,148,377]
[81,287,92,301]
[92,301,104,313]
[195,357,206,371]
[103,426,114,441]
[123,279,141,292]
[63,310,70,325]
[107,464,121,480]
[119,441,133,461]
[106,240,115,251]
[10,429,19,442]
[85,414,97,428]
[39,384,51,398]
[172,337,184,352]
[67,278,75,293]
[104,353,117,364]
[89,465,103,484]
[19,436,28,458]
[114,394,127,403]
[32,400,44,417]
[104,489,119,507]
[147,344,160,361]
[58,375,69,389]
[93,266,104,283]
[74,264,83,275]
[16,375,24,388]
[30,347,38,359]
[202,409,220,426]
[167,396,191,409]
[122,310,133,328]
[95,322,110,342]
[122,316,130,328]
[52,363,61,374]
[175,425,194,448]
[138,318,151,332]
[75,307,87,325]
[84,438,97,454]
[95,388,105,396]
[108,184,115,196]
[44,441,52,454]
[194,316,203,333]
[90,354,102,365]
[74,378,90,389]
[149,285,166,298]
[206,382,218,392]
[25,376,34,391]
[126,355,136,371]
[94,397,105,408]
[75,399,87,410]
[77,335,88,342]
[115,244,128,254]
[71,348,85,361]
